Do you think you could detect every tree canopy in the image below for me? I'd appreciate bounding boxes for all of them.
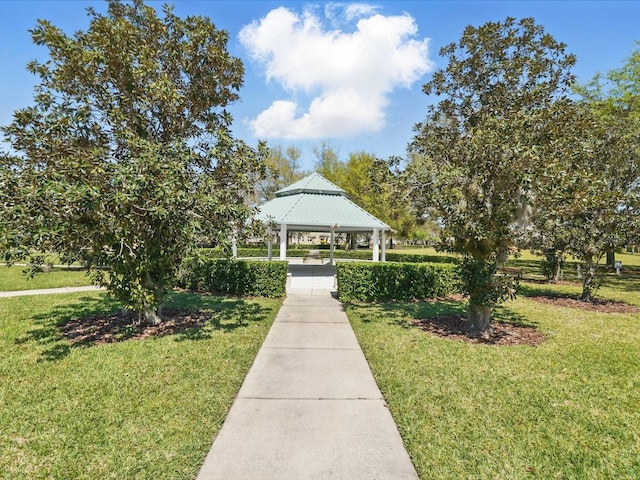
[1,0,265,323]
[256,145,305,203]
[526,43,640,298]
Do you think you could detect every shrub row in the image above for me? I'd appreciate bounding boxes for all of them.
[331,251,459,264]
[203,247,458,264]
[202,247,308,258]
[385,251,459,264]
[336,262,460,302]
[176,257,288,298]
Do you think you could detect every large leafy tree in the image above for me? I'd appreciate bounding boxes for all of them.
[1,0,265,324]
[256,145,305,203]
[407,17,576,334]
[362,155,416,247]
[577,43,640,262]
[578,41,640,127]
[528,44,640,297]
[559,110,639,301]
[313,141,346,185]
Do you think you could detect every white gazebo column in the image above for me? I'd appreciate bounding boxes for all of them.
[231,230,238,258]
[381,230,386,262]
[279,223,287,260]
[372,228,380,262]
[329,226,335,266]
[267,234,273,260]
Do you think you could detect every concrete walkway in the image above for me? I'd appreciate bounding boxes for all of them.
[196,288,418,479]
[287,261,337,294]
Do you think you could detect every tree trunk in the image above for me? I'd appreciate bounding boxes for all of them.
[542,249,564,283]
[580,255,596,302]
[606,249,615,268]
[143,309,162,326]
[141,272,163,325]
[467,303,492,335]
[552,260,561,283]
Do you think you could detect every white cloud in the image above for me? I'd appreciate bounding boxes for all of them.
[239,4,432,140]
[324,3,381,23]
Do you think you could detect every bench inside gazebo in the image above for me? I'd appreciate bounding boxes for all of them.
[256,173,390,264]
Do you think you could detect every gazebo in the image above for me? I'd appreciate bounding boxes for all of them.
[256,173,390,263]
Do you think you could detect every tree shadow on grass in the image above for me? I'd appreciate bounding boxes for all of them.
[595,269,640,294]
[518,268,640,297]
[15,291,276,361]
[518,281,640,313]
[381,298,468,328]
[14,294,117,361]
[347,296,543,345]
[169,292,275,342]
[346,297,467,328]
[518,282,581,299]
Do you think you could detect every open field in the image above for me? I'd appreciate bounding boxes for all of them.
[346,268,640,479]
[0,291,281,479]
[0,266,93,291]
[395,245,640,267]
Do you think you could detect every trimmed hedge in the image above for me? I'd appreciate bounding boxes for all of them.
[176,257,288,298]
[198,247,458,264]
[336,262,460,302]
[201,247,308,258]
[384,252,459,264]
[331,251,459,264]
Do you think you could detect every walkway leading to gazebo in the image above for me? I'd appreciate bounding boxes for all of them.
[286,258,337,293]
[196,287,418,480]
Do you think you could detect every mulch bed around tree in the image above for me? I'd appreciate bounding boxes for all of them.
[60,308,211,345]
[410,314,547,346]
[527,295,640,314]
[411,291,639,345]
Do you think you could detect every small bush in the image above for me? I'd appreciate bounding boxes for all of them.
[176,257,287,298]
[336,262,460,302]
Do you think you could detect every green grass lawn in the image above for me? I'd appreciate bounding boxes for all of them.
[0,291,281,479]
[0,266,93,291]
[346,277,640,479]
[389,246,447,257]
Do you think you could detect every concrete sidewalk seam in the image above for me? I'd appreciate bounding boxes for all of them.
[236,397,385,401]
[275,320,346,323]
[264,347,360,351]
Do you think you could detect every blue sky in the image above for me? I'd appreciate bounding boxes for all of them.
[1,1,639,170]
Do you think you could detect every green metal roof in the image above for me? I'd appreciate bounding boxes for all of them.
[257,173,389,232]
[275,172,347,197]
